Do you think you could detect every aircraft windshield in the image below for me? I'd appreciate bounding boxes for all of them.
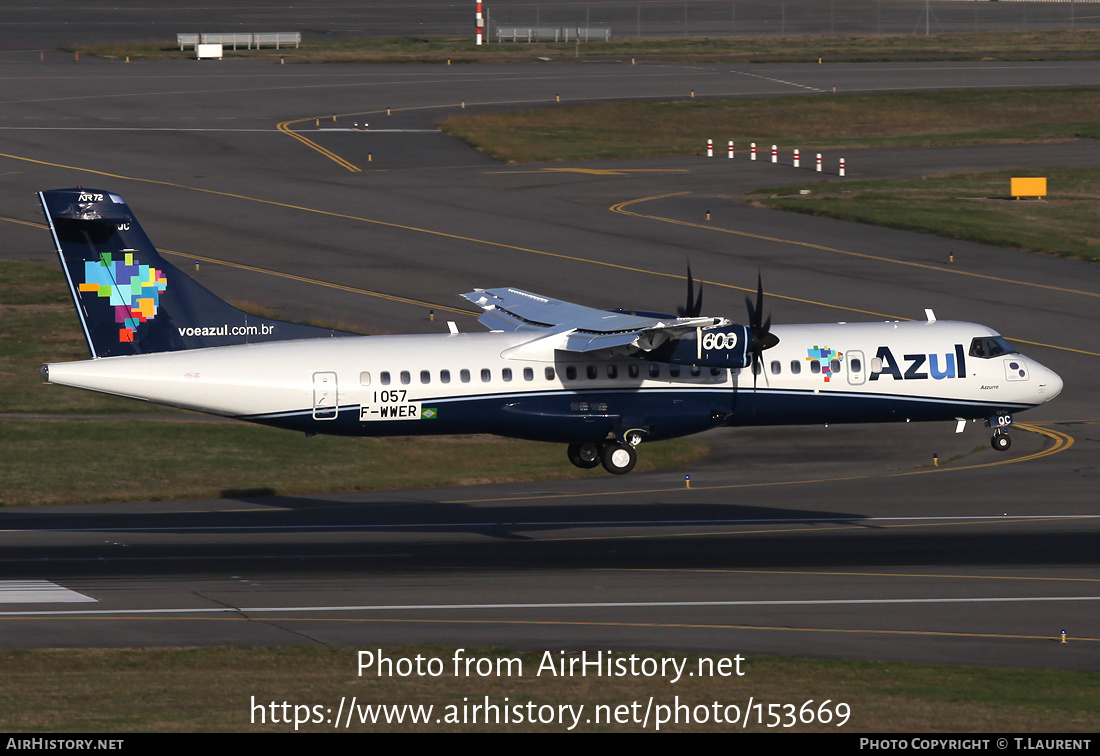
[969,335,1016,359]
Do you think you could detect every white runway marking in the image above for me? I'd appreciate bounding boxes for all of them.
[0,595,1097,617]
[0,580,96,604]
[729,69,823,91]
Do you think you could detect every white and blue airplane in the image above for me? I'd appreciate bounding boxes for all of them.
[39,187,1063,475]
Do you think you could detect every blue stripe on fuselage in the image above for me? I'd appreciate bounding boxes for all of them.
[242,387,1034,442]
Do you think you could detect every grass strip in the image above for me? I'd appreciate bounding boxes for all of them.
[69,30,1100,64]
[0,260,181,414]
[0,647,1096,732]
[440,87,1100,163]
[0,420,704,506]
[745,166,1100,263]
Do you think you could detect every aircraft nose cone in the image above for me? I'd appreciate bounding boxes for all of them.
[1047,368,1064,399]
[1038,363,1063,402]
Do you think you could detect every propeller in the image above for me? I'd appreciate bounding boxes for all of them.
[744,269,780,391]
[677,260,703,318]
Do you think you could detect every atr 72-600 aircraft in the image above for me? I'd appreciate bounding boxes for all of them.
[39,188,1062,475]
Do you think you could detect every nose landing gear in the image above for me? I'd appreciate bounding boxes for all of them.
[987,413,1013,452]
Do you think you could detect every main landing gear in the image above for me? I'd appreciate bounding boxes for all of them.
[568,434,642,475]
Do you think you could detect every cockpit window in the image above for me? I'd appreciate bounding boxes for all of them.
[969,336,1016,359]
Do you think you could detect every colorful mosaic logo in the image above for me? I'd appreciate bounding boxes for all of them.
[807,345,844,383]
[78,252,168,343]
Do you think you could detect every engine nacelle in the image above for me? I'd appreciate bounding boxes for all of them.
[651,324,752,368]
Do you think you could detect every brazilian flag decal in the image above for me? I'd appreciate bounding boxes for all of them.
[421,408,438,420]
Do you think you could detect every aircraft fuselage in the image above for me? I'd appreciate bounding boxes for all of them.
[45,320,1060,444]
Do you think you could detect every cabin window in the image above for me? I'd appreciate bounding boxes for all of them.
[359,372,371,386]
[607,365,618,379]
[711,367,723,377]
[810,360,821,374]
[380,371,391,385]
[753,361,762,376]
[545,367,555,381]
[481,368,491,383]
[770,360,781,375]
[460,369,471,383]
[502,368,512,382]
[649,364,661,378]
[586,365,598,380]
[690,366,701,377]
[830,359,842,373]
[850,357,862,373]
[669,365,681,378]
[628,364,640,379]
[440,370,451,384]
[790,360,801,375]
[420,370,431,384]
[523,367,534,381]
[400,371,411,385]
[565,366,577,380]
[870,358,882,374]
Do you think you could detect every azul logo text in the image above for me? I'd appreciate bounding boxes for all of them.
[870,345,967,381]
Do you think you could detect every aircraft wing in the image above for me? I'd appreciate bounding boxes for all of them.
[462,287,726,355]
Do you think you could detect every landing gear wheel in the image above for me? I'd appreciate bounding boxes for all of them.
[601,441,637,475]
[567,442,601,469]
[991,433,1011,452]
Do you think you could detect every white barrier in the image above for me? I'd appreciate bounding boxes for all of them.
[495,26,611,42]
[184,32,300,51]
[253,32,301,49]
[201,33,252,50]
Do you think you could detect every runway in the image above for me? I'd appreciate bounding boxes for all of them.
[0,38,1097,670]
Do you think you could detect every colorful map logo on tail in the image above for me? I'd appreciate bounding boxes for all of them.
[78,252,168,342]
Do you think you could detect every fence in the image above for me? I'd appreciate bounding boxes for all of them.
[484,1,1100,39]
[495,26,612,42]
[177,32,301,51]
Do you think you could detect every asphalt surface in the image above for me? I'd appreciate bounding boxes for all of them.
[0,40,1097,681]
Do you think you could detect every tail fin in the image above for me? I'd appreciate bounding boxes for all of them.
[39,188,355,358]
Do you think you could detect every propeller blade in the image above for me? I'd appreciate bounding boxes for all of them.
[745,269,778,400]
[755,270,765,321]
[678,260,703,317]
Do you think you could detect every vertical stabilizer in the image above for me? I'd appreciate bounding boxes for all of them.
[39,188,355,358]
